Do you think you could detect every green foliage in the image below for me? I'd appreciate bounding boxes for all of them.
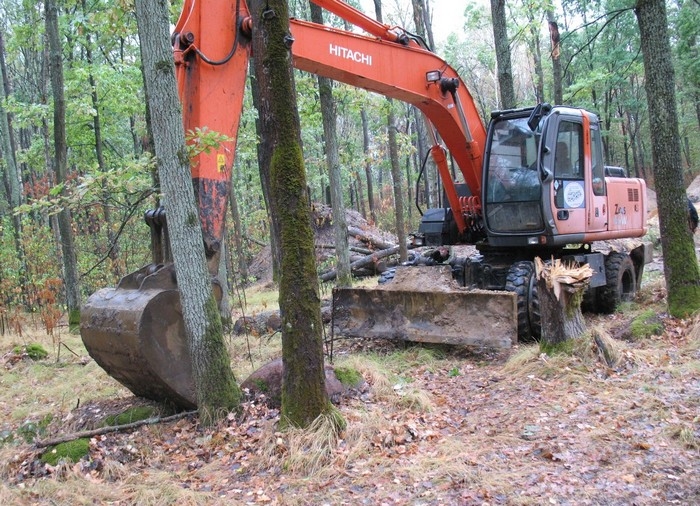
[185,127,234,158]
[12,343,49,360]
[40,438,90,465]
[6,414,54,445]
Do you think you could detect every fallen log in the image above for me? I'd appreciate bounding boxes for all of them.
[320,245,400,282]
[347,226,396,251]
[316,244,374,255]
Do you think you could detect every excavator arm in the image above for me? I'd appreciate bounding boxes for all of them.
[172,0,486,261]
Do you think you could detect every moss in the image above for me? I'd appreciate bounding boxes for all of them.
[539,339,576,356]
[102,406,156,427]
[197,295,243,427]
[41,438,90,465]
[668,282,700,318]
[67,308,80,333]
[13,343,48,361]
[629,309,664,340]
[252,378,269,393]
[333,366,362,387]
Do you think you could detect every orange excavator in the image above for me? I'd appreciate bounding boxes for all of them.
[81,0,651,408]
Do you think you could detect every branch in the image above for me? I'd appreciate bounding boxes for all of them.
[35,410,196,448]
[243,234,268,247]
[562,8,634,78]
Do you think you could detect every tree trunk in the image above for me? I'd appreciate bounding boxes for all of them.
[310,3,351,288]
[636,0,700,317]
[547,12,563,105]
[491,0,516,109]
[0,33,27,307]
[374,1,408,263]
[229,183,248,282]
[361,108,377,224]
[535,258,589,345]
[387,101,408,262]
[526,9,544,103]
[46,0,81,328]
[250,72,281,283]
[411,0,434,50]
[250,0,333,429]
[134,0,241,425]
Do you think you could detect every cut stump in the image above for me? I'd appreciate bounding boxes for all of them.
[535,257,593,345]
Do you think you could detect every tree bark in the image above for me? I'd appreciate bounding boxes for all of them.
[46,0,81,328]
[387,101,408,262]
[310,3,352,288]
[490,0,516,109]
[135,0,241,425]
[250,0,332,429]
[636,0,700,317]
[229,182,249,282]
[360,108,377,224]
[320,245,399,282]
[526,8,544,103]
[250,72,281,283]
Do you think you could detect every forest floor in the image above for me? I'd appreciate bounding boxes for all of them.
[0,198,698,505]
[0,273,698,505]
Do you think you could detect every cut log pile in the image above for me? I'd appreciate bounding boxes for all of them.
[246,204,401,284]
[311,204,402,281]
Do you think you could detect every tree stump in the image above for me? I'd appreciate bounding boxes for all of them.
[535,257,593,345]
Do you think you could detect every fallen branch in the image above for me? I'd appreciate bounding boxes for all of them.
[35,410,197,448]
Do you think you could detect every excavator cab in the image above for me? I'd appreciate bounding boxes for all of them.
[483,110,545,237]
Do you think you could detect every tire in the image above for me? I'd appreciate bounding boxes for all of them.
[378,267,396,285]
[505,261,541,341]
[598,252,636,314]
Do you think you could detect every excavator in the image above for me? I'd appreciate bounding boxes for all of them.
[80,0,651,408]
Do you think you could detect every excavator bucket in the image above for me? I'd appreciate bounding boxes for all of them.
[332,266,517,348]
[80,264,197,409]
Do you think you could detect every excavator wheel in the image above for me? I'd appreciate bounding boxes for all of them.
[598,252,636,314]
[505,261,540,341]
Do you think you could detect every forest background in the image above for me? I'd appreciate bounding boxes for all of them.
[0,0,699,327]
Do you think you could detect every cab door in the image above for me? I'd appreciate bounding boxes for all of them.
[550,117,587,236]
[586,120,608,233]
